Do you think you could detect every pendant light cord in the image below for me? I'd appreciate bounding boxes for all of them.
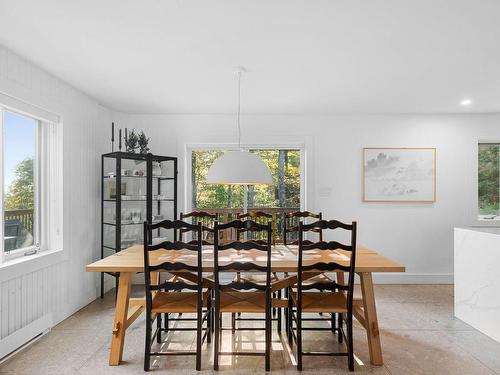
[237,70,242,150]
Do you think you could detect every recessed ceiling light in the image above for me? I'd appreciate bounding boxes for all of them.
[460,99,472,106]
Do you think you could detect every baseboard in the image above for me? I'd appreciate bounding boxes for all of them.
[371,272,454,284]
[0,314,52,360]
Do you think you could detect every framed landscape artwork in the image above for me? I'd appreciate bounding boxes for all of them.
[363,147,436,203]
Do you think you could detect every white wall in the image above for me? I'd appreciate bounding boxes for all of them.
[114,112,500,283]
[0,44,109,354]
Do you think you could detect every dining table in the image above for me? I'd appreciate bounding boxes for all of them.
[85,243,405,367]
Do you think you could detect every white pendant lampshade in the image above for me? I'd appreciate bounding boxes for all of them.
[206,68,272,185]
[206,150,272,185]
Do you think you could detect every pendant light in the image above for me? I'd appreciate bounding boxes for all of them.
[206,68,272,185]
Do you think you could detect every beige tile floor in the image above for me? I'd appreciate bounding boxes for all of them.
[1,285,500,374]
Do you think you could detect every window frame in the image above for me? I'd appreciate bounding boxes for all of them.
[1,108,41,261]
[0,96,62,266]
[477,140,500,222]
[185,143,306,214]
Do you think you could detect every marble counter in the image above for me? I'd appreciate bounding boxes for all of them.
[454,227,500,343]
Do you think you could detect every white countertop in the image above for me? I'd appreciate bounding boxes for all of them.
[456,226,500,235]
[454,227,500,343]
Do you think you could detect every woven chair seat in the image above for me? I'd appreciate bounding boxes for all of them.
[218,291,268,313]
[152,291,209,313]
[290,291,347,313]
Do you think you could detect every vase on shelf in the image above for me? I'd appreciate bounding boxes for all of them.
[152,161,162,176]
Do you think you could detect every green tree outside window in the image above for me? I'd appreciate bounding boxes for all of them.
[478,144,500,215]
[192,150,300,209]
[4,157,34,210]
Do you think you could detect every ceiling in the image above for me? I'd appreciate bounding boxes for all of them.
[0,0,499,114]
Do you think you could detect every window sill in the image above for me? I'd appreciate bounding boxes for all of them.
[478,216,500,222]
[0,249,65,283]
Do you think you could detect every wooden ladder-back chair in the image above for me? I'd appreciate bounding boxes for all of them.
[288,219,357,371]
[176,211,218,330]
[143,220,211,371]
[236,211,281,330]
[283,211,322,246]
[163,212,216,333]
[283,211,332,330]
[213,219,273,372]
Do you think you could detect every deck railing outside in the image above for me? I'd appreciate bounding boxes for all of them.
[5,209,34,233]
[4,209,34,252]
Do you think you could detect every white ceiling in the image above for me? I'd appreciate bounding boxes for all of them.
[0,0,499,114]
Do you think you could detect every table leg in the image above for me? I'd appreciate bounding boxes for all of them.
[109,272,132,366]
[359,272,383,365]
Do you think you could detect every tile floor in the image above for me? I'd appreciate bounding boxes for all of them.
[1,285,500,374]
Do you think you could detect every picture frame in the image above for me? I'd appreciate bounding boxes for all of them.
[362,147,436,203]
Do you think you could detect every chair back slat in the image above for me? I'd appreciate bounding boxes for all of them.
[301,240,353,252]
[185,239,213,246]
[216,240,269,252]
[300,281,349,292]
[148,261,199,273]
[300,262,351,272]
[301,219,353,231]
[181,211,219,220]
[148,240,200,251]
[220,218,269,231]
[220,281,267,291]
[217,262,269,272]
[151,281,198,291]
[238,211,272,220]
[149,219,199,231]
[288,211,321,219]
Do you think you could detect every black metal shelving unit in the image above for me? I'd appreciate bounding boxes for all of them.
[100,152,178,298]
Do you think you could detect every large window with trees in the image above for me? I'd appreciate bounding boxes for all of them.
[2,110,39,256]
[191,149,301,211]
[0,99,62,265]
[478,143,500,220]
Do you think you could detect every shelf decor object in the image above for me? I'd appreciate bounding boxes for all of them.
[100,151,178,297]
[138,131,150,154]
[363,147,436,203]
[125,129,138,153]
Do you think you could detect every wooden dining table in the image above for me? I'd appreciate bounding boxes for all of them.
[85,244,405,367]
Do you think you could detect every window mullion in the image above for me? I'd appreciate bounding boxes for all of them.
[33,120,41,252]
[0,107,4,264]
[498,145,500,216]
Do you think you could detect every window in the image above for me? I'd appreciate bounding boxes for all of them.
[478,143,500,220]
[190,148,302,240]
[192,149,301,209]
[2,110,39,257]
[0,102,61,264]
